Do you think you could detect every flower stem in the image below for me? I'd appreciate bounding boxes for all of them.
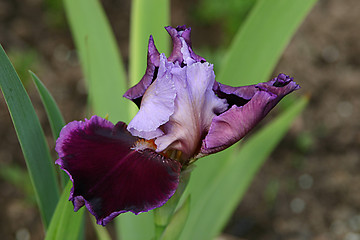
[153,170,191,239]
[155,224,166,240]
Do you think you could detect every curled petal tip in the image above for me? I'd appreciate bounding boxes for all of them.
[273,73,299,89]
[201,75,300,155]
[123,36,160,106]
[165,25,205,64]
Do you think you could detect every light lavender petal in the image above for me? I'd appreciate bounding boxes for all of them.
[127,54,176,140]
[123,36,160,107]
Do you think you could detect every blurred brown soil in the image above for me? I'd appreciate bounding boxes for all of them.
[0,0,359,239]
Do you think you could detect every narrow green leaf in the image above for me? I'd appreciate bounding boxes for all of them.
[218,0,317,86]
[180,97,308,240]
[30,71,68,188]
[91,218,112,240]
[30,71,65,140]
[63,0,128,122]
[154,172,190,239]
[129,0,170,86]
[0,45,59,229]
[116,213,155,240]
[45,181,84,240]
[161,196,191,240]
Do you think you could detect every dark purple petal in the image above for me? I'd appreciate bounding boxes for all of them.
[55,116,181,226]
[123,36,160,107]
[200,74,300,155]
[213,82,257,108]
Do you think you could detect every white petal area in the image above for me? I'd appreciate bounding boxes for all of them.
[180,38,195,65]
[155,62,228,159]
[127,54,176,140]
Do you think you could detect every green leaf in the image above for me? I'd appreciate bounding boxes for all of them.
[154,172,190,239]
[0,45,60,229]
[45,181,84,240]
[218,0,317,86]
[115,213,155,240]
[161,196,191,240]
[30,71,65,140]
[129,0,170,86]
[180,97,308,240]
[63,0,129,122]
[30,71,68,188]
[91,218,112,240]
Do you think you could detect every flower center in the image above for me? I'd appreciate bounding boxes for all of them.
[131,139,157,151]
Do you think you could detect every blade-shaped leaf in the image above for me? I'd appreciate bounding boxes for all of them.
[30,71,65,140]
[45,181,84,240]
[129,0,170,88]
[30,71,68,188]
[180,97,308,240]
[161,196,191,240]
[63,0,129,122]
[0,45,59,229]
[218,0,317,86]
[116,213,155,240]
[91,218,112,240]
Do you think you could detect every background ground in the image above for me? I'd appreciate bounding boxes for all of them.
[0,0,359,239]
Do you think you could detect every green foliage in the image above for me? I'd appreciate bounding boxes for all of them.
[192,0,255,39]
[179,97,308,240]
[30,71,65,140]
[91,218,112,240]
[128,0,170,117]
[161,196,191,240]
[0,45,60,229]
[30,71,68,187]
[154,172,190,239]
[45,181,84,240]
[218,0,317,86]
[63,0,129,123]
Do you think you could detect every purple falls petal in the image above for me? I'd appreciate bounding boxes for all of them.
[55,116,181,226]
[200,74,300,155]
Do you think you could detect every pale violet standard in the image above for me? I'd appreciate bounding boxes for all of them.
[55,26,299,226]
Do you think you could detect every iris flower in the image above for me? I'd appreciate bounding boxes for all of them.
[55,26,299,226]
